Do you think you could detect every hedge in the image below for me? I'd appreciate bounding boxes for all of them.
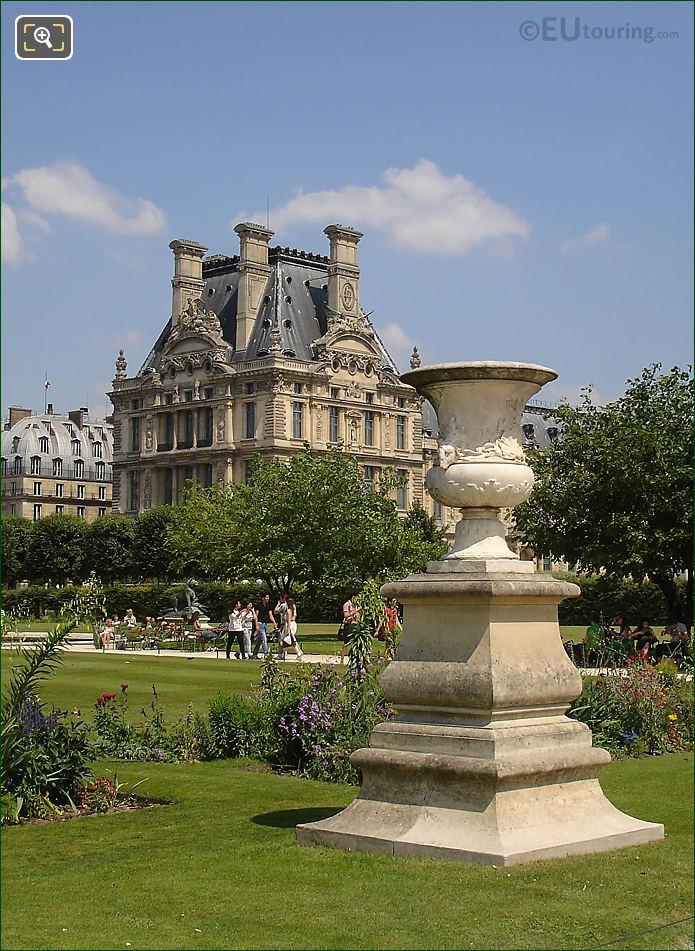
[555,573,682,626]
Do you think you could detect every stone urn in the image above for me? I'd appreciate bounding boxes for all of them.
[297,360,663,865]
[413,362,555,561]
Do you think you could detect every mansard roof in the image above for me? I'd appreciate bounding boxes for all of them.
[138,246,398,375]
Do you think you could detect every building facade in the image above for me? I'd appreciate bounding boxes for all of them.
[109,223,557,538]
[1,406,113,521]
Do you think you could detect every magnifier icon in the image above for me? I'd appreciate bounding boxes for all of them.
[34,26,53,49]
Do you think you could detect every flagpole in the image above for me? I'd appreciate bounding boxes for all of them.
[44,373,47,414]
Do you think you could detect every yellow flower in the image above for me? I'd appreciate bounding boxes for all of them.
[668,714,678,721]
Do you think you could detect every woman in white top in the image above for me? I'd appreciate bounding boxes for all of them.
[124,608,137,630]
[226,600,244,660]
[239,602,256,659]
[281,598,303,661]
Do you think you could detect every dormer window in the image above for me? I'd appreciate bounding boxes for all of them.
[53,458,63,477]
[39,436,49,453]
[92,442,102,458]
[12,437,20,453]
[522,424,535,441]
[96,461,105,480]
[30,456,41,475]
[13,456,22,474]
[74,459,84,478]
[72,440,81,456]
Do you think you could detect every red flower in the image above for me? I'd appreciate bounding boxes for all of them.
[120,684,128,692]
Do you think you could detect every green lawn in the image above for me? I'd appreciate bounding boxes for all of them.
[1,753,692,950]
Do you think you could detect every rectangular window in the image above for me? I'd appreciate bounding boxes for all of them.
[53,459,62,476]
[33,482,41,496]
[204,387,214,400]
[10,481,16,495]
[329,407,339,443]
[10,504,16,515]
[33,504,42,520]
[396,469,408,510]
[184,390,193,403]
[364,465,376,490]
[55,505,64,514]
[131,418,141,452]
[77,506,85,519]
[31,457,42,474]
[245,402,256,439]
[202,464,213,488]
[245,382,255,395]
[198,407,213,447]
[98,486,106,501]
[98,508,106,518]
[365,392,374,405]
[292,402,303,440]
[294,382,302,395]
[396,415,406,450]
[92,442,102,458]
[131,399,142,411]
[163,469,173,506]
[364,411,375,446]
[77,484,85,500]
[330,387,339,399]
[164,393,174,405]
[397,397,405,409]
[129,470,140,511]
[163,413,174,448]
[55,483,64,498]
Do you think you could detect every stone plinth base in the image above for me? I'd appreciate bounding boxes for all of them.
[296,570,664,865]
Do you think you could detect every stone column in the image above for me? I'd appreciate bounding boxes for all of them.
[324,224,363,316]
[297,361,663,865]
[169,239,208,324]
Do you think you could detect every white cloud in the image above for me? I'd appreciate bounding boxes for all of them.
[12,162,166,235]
[562,222,611,253]
[252,159,528,255]
[379,322,417,372]
[111,329,142,350]
[16,208,51,233]
[1,204,27,263]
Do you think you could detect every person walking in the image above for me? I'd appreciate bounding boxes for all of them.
[274,593,290,660]
[252,593,272,659]
[339,594,360,665]
[226,600,243,659]
[240,601,256,659]
[280,598,303,661]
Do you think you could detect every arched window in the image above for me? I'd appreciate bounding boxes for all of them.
[72,440,81,456]
[12,436,20,453]
[30,456,41,475]
[0,457,6,476]
[13,456,23,474]
[92,442,102,458]
[74,459,84,478]
[39,436,49,453]
[95,461,105,480]
[53,458,63,477]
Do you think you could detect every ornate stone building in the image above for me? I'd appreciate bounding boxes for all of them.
[109,223,557,536]
[1,406,113,521]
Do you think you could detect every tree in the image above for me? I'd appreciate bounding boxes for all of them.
[169,449,443,597]
[25,514,87,585]
[83,515,135,584]
[2,517,33,588]
[404,502,447,548]
[131,507,177,581]
[514,364,693,623]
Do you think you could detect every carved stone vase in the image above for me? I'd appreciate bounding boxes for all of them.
[297,361,663,865]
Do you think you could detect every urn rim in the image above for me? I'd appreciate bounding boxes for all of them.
[401,361,558,389]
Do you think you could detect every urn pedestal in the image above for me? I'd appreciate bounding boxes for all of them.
[297,363,663,864]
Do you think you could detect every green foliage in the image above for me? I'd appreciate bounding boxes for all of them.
[348,578,385,674]
[0,597,96,820]
[404,501,448,550]
[2,516,33,587]
[515,365,693,620]
[556,572,683,625]
[82,515,135,583]
[24,513,87,585]
[131,506,177,581]
[168,449,442,595]
[570,662,693,756]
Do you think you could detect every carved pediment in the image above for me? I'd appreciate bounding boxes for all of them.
[163,298,226,355]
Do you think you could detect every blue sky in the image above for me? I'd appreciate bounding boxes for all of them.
[2,0,692,417]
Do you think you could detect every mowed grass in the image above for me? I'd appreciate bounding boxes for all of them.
[1,753,692,950]
[0,650,262,721]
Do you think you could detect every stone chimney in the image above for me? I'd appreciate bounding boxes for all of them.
[324,224,363,317]
[9,407,32,427]
[68,409,85,430]
[169,239,208,324]
[47,402,54,415]
[234,222,274,351]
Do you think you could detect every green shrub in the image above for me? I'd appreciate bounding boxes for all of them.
[1,610,96,820]
[556,573,685,626]
[569,661,693,756]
